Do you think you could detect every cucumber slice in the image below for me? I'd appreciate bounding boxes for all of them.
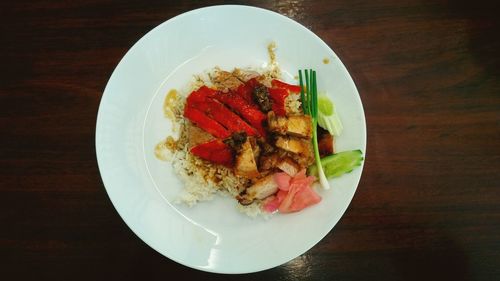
[318,95,333,115]
[308,150,364,179]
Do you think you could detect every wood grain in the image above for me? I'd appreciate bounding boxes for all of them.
[1,0,499,280]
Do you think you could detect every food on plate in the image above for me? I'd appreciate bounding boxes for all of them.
[267,112,312,138]
[156,49,363,217]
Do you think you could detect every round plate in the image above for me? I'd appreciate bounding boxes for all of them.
[96,5,366,274]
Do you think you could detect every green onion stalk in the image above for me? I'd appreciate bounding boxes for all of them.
[299,69,330,190]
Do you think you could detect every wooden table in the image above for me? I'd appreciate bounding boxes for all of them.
[2,1,499,280]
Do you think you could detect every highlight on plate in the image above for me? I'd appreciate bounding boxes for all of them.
[156,58,363,217]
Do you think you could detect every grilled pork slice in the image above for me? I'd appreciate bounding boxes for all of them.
[234,138,259,179]
[290,151,315,169]
[187,123,214,149]
[259,154,279,173]
[267,111,287,133]
[277,157,300,176]
[259,154,299,176]
[267,112,312,139]
[275,136,311,155]
[238,175,278,205]
[249,137,261,162]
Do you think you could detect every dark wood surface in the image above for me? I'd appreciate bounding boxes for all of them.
[1,1,499,280]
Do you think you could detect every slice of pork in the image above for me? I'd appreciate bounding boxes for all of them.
[267,111,312,139]
[238,175,278,205]
[234,138,259,179]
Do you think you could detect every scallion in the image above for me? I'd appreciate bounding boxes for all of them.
[299,69,331,190]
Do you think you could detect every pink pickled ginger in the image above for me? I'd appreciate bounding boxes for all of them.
[263,170,321,213]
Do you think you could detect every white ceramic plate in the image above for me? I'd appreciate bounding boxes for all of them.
[96,5,366,273]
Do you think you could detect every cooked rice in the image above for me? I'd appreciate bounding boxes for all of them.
[286,92,302,115]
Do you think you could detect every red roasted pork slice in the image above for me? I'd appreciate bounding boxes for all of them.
[271,79,302,93]
[245,77,260,88]
[268,87,289,116]
[186,86,218,105]
[183,106,230,139]
[192,99,258,137]
[235,83,254,104]
[213,92,267,137]
[190,139,234,167]
[235,77,261,104]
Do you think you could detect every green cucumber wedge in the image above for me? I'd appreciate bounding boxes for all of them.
[308,150,364,179]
